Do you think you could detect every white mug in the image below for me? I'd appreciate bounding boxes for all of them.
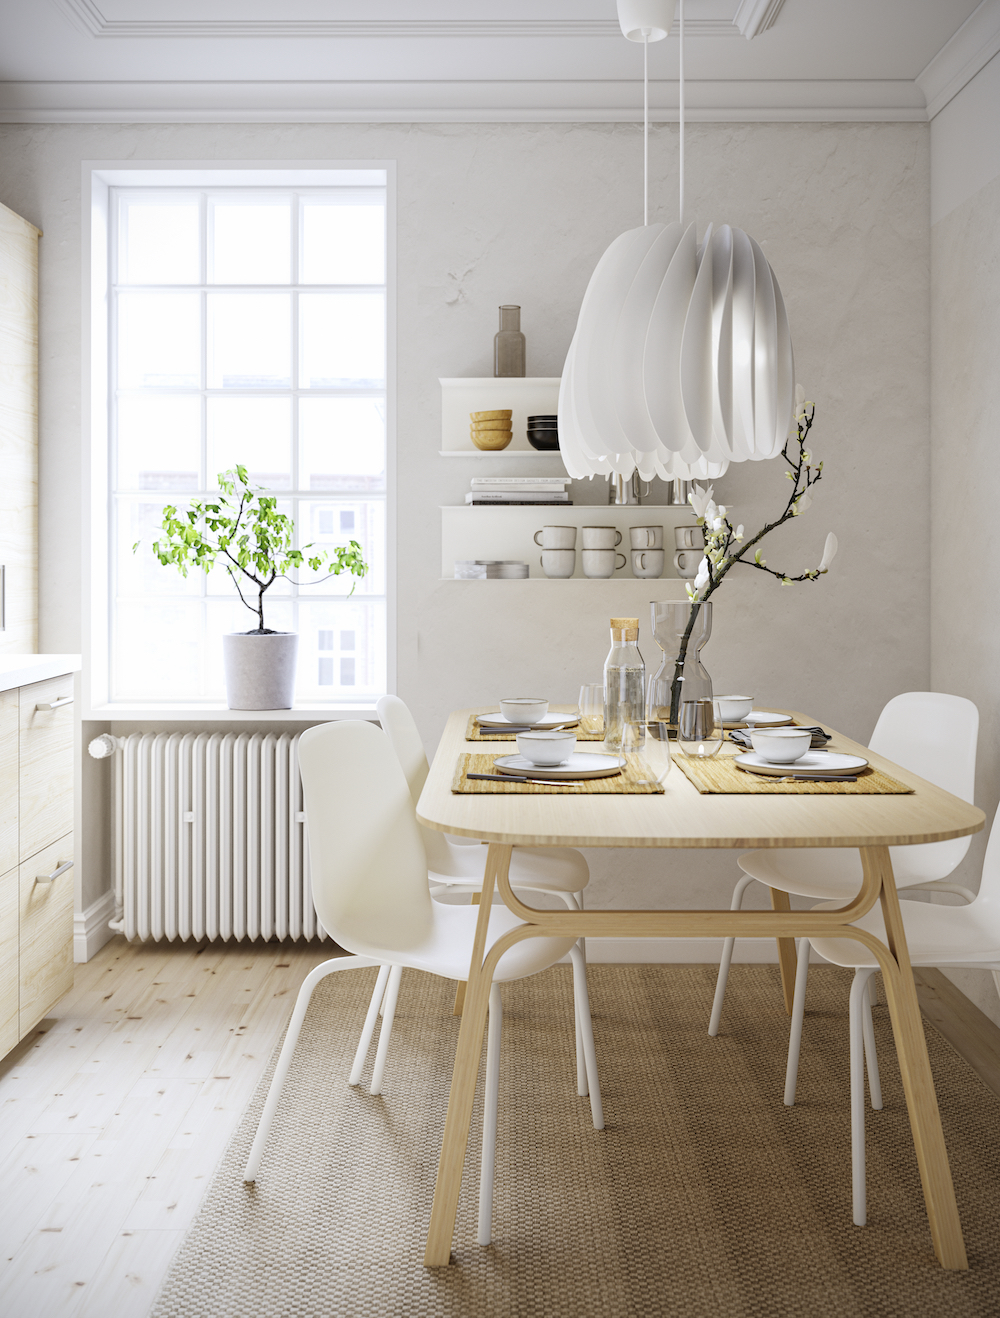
[674,525,705,550]
[629,525,663,550]
[533,525,577,550]
[581,525,622,550]
[581,548,626,579]
[540,549,576,578]
[673,549,704,579]
[632,548,664,579]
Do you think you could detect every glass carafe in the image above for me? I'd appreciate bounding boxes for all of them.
[648,600,721,756]
[603,618,645,751]
[494,305,526,378]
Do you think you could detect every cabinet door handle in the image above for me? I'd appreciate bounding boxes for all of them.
[36,695,74,712]
[35,859,73,885]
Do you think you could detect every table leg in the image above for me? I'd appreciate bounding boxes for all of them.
[452,894,481,1016]
[768,887,798,1015]
[425,843,511,1267]
[860,846,968,1270]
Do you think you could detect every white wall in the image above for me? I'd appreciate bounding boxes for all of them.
[0,119,931,933]
[930,53,1000,1021]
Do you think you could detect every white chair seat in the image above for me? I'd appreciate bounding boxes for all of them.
[805,898,1000,970]
[431,842,589,895]
[737,847,866,901]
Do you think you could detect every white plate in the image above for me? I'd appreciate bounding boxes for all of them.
[493,752,621,780]
[739,711,794,727]
[477,712,579,730]
[734,751,869,777]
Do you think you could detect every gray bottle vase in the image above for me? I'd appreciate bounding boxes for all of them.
[222,632,299,709]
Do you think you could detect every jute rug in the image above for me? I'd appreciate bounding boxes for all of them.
[151,965,1000,1318]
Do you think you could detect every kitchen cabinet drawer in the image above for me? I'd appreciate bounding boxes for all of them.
[0,690,17,876]
[19,834,74,1038]
[19,675,74,862]
[0,865,17,1056]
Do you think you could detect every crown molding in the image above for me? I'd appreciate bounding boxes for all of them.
[917,0,1000,119]
[733,0,786,41]
[0,78,928,124]
[50,1,744,41]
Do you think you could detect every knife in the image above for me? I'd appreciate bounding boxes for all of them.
[466,771,592,785]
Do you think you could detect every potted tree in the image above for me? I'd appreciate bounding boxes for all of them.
[148,466,368,709]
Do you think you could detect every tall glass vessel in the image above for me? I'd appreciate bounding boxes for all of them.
[603,616,645,750]
[648,600,721,756]
[494,305,526,378]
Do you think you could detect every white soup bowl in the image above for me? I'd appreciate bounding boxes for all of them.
[714,695,755,723]
[500,698,549,725]
[515,730,577,765]
[749,728,812,764]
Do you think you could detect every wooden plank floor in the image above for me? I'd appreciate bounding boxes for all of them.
[1,944,998,1318]
[0,936,333,1318]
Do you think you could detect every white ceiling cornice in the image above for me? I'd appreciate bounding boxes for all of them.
[50,1,752,41]
[917,0,1000,118]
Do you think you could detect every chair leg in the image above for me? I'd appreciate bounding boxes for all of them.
[244,954,383,1182]
[784,938,810,1106]
[477,983,503,1246]
[569,943,604,1130]
[709,871,759,1036]
[862,979,883,1111]
[850,968,877,1226]
[349,963,391,1086]
[369,964,402,1095]
[556,890,588,1096]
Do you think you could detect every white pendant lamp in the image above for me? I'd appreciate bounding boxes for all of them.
[557,0,794,484]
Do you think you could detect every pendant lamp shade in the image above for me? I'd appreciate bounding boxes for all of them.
[617,0,676,42]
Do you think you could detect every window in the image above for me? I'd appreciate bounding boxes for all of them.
[107,178,388,705]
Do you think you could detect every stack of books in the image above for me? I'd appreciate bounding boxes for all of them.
[465,476,572,506]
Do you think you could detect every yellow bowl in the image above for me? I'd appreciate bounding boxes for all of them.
[471,429,513,451]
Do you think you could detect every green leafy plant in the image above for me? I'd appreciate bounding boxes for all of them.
[145,465,368,633]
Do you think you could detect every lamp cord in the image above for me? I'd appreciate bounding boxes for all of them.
[679,0,685,226]
[643,33,649,226]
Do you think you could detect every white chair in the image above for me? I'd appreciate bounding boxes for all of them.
[708,692,979,1050]
[243,720,603,1247]
[368,695,594,1098]
[791,812,1000,1226]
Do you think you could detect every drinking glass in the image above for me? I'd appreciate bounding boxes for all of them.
[578,682,604,737]
[676,698,723,759]
[621,720,673,786]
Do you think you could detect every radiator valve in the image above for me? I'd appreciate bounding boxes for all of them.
[88,733,120,759]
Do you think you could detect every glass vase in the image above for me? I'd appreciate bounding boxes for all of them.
[494,305,526,378]
[647,600,722,757]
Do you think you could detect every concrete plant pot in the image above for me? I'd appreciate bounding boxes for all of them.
[223,631,299,710]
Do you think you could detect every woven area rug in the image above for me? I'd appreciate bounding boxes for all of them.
[151,965,1000,1318]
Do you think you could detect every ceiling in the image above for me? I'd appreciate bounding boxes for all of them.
[0,0,996,122]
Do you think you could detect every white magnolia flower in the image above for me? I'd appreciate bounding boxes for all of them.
[688,483,715,520]
[794,382,807,419]
[693,557,711,594]
[793,490,813,516]
[735,524,744,541]
[818,532,838,573]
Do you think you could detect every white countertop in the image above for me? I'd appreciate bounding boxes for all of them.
[0,654,81,694]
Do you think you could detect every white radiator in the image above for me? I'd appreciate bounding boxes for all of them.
[112,732,328,942]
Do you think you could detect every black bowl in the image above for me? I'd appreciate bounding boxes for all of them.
[527,431,560,451]
[527,415,558,424]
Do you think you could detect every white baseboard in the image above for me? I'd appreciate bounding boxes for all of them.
[74,889,117,963]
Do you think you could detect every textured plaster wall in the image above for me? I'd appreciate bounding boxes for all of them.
[930,57,1000,1022]
[0,119,930,931]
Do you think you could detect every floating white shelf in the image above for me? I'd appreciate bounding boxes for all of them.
[441,504,698,581]
[437,449,563,459]
[440,376,561,457]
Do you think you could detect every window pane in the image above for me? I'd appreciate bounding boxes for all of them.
[300,293,384,388]
[208,294,291,388]
[207,397,291,490]
[302,201,384,284]
[115,600,204,701]
[120,199,199,285]
[298,499,385,596]
[297,600,386,701]
[210,199,291,285]
[116,498,203,598]
[118,293,200,388]
[117,395,200,491]
[299,397,385,490]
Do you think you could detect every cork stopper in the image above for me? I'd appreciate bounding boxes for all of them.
[610,616,639,641]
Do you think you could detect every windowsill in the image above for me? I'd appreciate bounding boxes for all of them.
[83,703,379,723]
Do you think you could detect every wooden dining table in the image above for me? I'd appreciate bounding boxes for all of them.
[415,706,985,1269]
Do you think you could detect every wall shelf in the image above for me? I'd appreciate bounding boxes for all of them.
[438,449,563,459]
[440,376,561,456]
[441,504,699,580]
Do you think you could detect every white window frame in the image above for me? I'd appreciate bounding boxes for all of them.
[82,162,396,720]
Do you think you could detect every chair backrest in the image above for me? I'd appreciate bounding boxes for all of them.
[376,694,454,871]
[871,692,979,884]
[974,809,1000,907]
[298,720,432,955]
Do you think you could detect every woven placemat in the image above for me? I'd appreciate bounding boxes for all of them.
[465,714,605,743]
[451,751,664,794]
[675,751,913,795]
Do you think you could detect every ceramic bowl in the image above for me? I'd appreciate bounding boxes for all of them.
[527,432,560,451]
[500,697,549,725]
[749,728,812,764]
[515,730,577,765]
[714,695,755,723]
